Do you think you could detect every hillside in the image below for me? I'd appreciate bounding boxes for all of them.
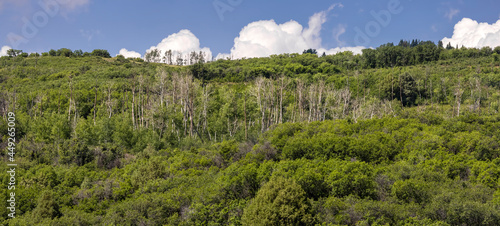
[1,43,500,225]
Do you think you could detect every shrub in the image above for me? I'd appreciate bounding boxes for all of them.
[241,177,316,225]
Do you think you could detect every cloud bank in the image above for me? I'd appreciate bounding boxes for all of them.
[146,29,212,62]
[441,18,500,48]
[216,4,364,60]
[118,48,141,58]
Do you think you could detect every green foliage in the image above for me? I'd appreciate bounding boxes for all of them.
[32,190,61,221]
[327,161,376,199]
[3,44,500,225]
[103,193,180,225]
[91,49,111,58]
[303,49,318,55]
[218,162,259,200]
[391,179,430,204]
[241,177,316,225]
[57,48,73,57]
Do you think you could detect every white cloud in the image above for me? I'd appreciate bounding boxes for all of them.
[445,8,460,21]
[118,48,141,58]
[146,29,212,62]
[216,4,365,59]
[317,46,365,55]
[303,11,328,48]
[302,3,343,48]
[328,3,343,11]
[441,18,500,48]
[0,46,12,56]
[224,19,310,59]
[215,53,231,60]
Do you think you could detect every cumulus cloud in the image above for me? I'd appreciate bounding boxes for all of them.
[444,8,460,21]
[146,29,212,62]
[0,46,12,56]
[118,48,141,58]
[222,20,310,59]
[441,18,500,48]
[216,3,364,60]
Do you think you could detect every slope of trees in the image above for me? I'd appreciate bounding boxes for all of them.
[1,43,500,225]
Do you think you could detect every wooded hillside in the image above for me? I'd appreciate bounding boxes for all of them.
[1,42,500,225]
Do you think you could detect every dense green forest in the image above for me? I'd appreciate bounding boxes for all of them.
[1,41,500,225]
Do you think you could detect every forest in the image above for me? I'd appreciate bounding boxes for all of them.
[1,40,500,225]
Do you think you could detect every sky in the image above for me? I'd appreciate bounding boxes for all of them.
[1,0,500,59]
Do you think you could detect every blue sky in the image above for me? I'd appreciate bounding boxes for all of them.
[1,0,500,59]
